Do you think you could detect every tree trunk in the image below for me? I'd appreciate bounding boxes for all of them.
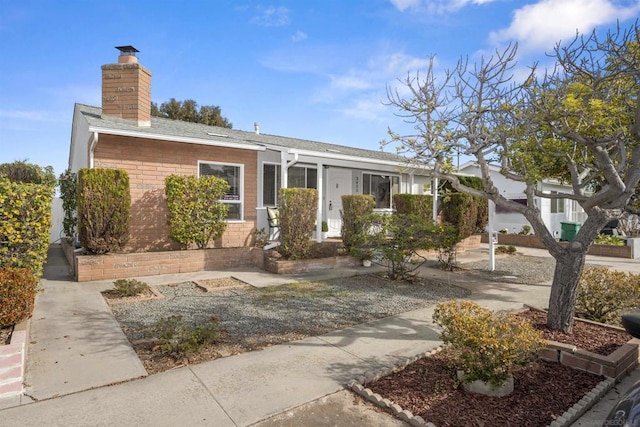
[546,247,587,333]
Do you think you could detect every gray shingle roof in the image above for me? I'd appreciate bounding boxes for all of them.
[76,103,407,164]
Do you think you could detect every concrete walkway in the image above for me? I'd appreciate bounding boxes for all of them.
[0,244,638,425]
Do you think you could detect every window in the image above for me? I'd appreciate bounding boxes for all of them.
[550,191,565,214]
[199,161,243,220]
[288,166,317,189]
[263,164,281,206]
[262,164,317,206]
[363,173,399,209]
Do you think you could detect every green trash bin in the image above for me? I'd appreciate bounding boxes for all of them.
[560,221,581,241]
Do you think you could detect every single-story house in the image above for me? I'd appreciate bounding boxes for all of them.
[457,161,587,237]
[68,46,435,253]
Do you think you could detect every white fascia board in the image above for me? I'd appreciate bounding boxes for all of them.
[285,147,409,168]
[88,126,266,152]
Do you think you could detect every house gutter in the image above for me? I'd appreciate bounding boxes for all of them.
[88,127,265,152]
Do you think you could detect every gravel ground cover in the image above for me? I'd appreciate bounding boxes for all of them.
[109,274,470,373]
[455,254,557,284]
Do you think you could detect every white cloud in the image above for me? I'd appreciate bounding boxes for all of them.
[390,0,497,13]
[390,0,421,12]
[250,6,290,27]
[0,109,66,123]
[291,30,307,42]
[339,96,388,121]
[489,0,640,52]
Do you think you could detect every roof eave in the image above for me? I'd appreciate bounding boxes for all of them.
[87,126,265,151]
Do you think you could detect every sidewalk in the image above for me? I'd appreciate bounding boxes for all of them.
[0,244,637,425]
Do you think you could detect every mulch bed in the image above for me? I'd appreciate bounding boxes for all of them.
[368,349,603,427]
[516,309,631,355]
[364,310,631,426]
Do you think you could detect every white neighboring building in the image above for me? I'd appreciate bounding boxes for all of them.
[458,162,587,237]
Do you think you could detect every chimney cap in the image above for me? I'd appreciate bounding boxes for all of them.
[115,45,139,55]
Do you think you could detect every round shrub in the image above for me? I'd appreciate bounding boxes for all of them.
[576,266,640,325]
[433,300,544,387]
[0,267,37,327]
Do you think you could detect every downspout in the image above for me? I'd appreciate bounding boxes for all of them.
[89,132,99,168]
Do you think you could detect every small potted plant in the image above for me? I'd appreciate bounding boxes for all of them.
[360,250,373,267]
[321,220,329,239]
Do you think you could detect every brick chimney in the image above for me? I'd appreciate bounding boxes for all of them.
[101,46,152,127]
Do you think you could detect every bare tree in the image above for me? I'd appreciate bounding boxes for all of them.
[384,23,640,333]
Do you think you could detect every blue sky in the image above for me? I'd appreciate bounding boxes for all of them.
[1,0,639,177]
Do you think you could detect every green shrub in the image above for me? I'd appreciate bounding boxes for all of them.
[519,225,531,235]
[365,214,459,279]
[0,176,54,276]
[594,233,625,246]
[496,245,517,254]
[147,315,221,358]
[440,193,478,240]
[58,169,78,239]
[433,300,544,387]
[78,168,131,254]
[165,174,229,249]
[393,194,433,216]
[0,267,38,327]
[113,279,149,297]
[278,188,318,260]
[340,195,375,251]
[576,267,640,325]
[441,176,488,233]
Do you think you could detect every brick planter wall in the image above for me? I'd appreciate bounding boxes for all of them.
[0,319,29,398]
[481,234,633,258]
[73,247,262,282]
[264,255,360,274]
[540,338,639,380]
[522,307,640,380]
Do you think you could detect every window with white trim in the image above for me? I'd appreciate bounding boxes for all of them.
[363,173,399,209]
[262,164,317,206]
[550,191,565,214]
[199,161,243,220]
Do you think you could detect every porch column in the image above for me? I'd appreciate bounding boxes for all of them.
[280,151,288,188]
[432,177,438,222]
[316,161,324,242]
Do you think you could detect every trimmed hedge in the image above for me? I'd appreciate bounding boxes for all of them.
[393,194,433,216]
[0,267,38,327]
[441,193,479,240]
[341,195,375,250]
[0,176,54,277]
[165,174,229,249]
[278,188,318,260]
[78,168,131,254]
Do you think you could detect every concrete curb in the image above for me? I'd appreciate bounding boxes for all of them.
[0,318,29,398]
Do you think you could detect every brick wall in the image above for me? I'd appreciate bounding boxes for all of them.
[0,319,28,398]
[480,233,633,258]
[75,247,262,282]
[93,135,258,252]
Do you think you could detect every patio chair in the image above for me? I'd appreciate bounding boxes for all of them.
[266,207,280,239]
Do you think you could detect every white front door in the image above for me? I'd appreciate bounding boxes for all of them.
[326,169,352,237]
